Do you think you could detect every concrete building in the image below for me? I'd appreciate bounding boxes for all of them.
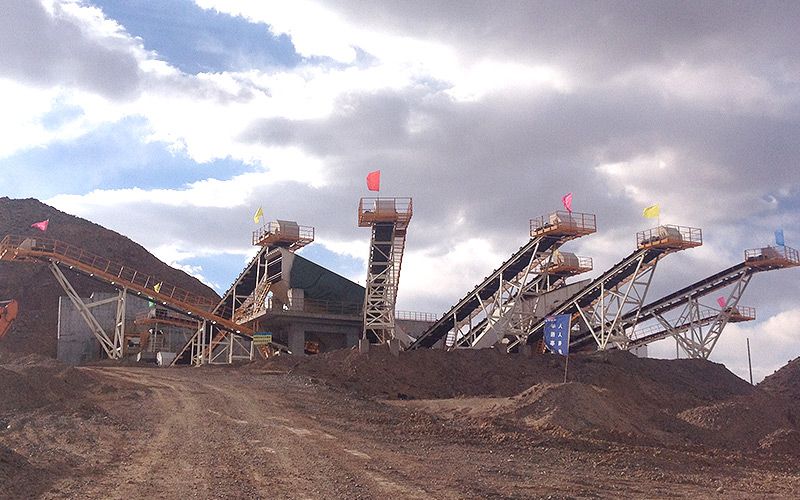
[57,292,150,365]
[249,249,365,355]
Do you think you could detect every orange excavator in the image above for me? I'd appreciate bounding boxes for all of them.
[0,299,19,339]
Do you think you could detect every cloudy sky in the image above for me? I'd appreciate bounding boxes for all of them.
[2,0,799,380]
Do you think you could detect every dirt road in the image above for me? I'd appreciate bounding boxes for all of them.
[3,365,800,499]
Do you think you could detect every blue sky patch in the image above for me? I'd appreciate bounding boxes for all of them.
[2,117,251,198]
[93,0,301,74]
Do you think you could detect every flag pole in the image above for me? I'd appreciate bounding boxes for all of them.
[563,354,569,383]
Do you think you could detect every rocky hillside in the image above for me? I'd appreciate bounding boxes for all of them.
[0,197,219,357]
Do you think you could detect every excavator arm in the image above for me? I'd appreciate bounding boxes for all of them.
[0,299,19,339]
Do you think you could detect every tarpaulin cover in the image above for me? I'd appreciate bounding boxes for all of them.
[288,253,365,305]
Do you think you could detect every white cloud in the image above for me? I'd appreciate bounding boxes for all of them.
[194,0,358,62]
[397,238,508,311]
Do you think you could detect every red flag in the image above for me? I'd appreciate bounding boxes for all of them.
[366,170,380,191]
[562,192,573,213]
[31,219,49,232]
[717,296,727,308]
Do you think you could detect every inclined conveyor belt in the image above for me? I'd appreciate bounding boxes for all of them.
[523,246,667,346]
[409,234,561,349]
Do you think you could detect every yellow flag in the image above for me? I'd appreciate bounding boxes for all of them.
[253,206,264,224]
[642,204,660,218]
[154,282,162,293]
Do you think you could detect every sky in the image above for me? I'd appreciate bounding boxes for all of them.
[2,0,799,381]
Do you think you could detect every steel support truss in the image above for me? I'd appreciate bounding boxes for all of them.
[176,321,254,366]
[218,246,279,321]
[627,273,754,359]
[507,248,667,352]
[449,244,566,349]
[50,262,126,359]
[576,254,658,350]
[362,223,407,343]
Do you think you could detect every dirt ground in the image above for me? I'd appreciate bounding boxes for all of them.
[2,350,800,499]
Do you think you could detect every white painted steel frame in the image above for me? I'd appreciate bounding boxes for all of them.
[451,242,566,348]
[362,224,407,343]
[50,262,125,359]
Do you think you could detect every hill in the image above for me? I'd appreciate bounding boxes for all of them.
[0,197,219,357]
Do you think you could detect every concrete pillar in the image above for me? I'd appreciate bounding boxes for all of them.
[358,338,370,354]
[288,325,305,355]
[388,338,400,357]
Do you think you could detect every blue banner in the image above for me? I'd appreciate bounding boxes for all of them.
[775,229,785,247]
[544,314,571,356]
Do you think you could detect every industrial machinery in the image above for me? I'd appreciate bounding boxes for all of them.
[0,299,18,339]
[409,210,597,350]
[359,197,413,344]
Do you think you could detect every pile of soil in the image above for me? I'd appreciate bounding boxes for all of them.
[0,197,220,357]
[258,347,752,401]
[0,444,41,500]
[257,347,800,454]
[0,348,102,413]
[759,355,800,400]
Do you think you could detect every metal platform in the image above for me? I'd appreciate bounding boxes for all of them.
[252,220,314,250]
[542,252,593,277]
[636,225,703,250]
[530,211,597,238]
[744,245,800,269]
[358,197,413,227]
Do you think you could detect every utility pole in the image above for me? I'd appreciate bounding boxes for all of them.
[746,337,754,385]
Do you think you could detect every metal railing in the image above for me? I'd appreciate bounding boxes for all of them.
[530,211,597,236]
[135,308,198,323]
[543,255,593,274]
[745,245,799,266]
[636,225,702,249]
[252,221,315,248]
[728,305,756,321]
[395,310,438,322]
[266,297,363,317]
[358,197,413,227]
[0,235,216,310]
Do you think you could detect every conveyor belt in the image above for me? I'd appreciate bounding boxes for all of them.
[517,246,667,349]
[409,234,563,349]
[0,235,248,335]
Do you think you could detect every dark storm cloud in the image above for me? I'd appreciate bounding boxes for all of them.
[325,0,800,80]
[0,0,142,99]
[242,82,799,248]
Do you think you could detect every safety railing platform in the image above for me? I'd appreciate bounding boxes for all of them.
[530,211,597,238]
[636,225,702,250]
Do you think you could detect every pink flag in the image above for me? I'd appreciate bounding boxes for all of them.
[366,170,380,191]
[562,192,573,213]
[717,296,727,308]
[31,219,49,232]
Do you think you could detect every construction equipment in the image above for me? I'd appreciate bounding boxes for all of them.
[359,197,413,343]
[0,235,248,360]
[594,244,800,358]
[0,299,19,339]
[173,220,313,365]
[509,224,703,352]
[409,210,596,350]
